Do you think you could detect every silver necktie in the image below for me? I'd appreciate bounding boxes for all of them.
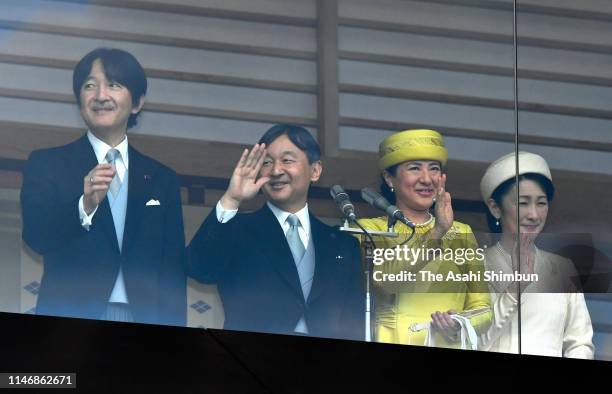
[105,148,122,198]
[287,214,314,300]
[286,214,312,333]
[286,214,306,264]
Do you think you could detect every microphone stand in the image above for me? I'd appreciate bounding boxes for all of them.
[387,215,398,234]
[339,220,398,342]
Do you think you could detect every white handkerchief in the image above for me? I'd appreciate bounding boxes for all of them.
[146,199,161,206]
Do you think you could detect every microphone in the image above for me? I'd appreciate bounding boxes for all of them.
[330,185,357,222]
[360,187,415,229]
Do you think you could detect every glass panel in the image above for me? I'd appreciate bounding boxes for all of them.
[516,0,611,360]
[336,0,517,350]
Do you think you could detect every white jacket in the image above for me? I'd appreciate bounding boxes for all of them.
[480,244,594,359]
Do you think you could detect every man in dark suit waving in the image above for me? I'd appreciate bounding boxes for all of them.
[21,48,186,326]
[187,124,364,340]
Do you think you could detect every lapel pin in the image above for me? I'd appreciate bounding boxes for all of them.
[335,255,344,261]
[144,174,152,180]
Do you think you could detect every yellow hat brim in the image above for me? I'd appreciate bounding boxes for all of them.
[378,129,448,169]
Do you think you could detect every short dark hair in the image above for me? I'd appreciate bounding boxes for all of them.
[486,173,556,233]
[258,124,321,164]
[73,48,147,129]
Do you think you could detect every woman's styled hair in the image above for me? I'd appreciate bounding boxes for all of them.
[486,173,555,233]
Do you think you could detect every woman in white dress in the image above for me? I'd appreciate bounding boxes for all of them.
[478,151,594,358]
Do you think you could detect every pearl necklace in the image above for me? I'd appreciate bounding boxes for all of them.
[414,212,434,228]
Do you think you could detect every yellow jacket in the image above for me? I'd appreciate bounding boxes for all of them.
[356,216,491,347]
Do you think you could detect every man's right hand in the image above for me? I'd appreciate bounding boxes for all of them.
[83,163,116,215]
[220,143,270,211]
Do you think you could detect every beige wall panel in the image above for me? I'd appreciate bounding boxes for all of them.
[4,0,317,52]
[340,60,612,113]
[143,0,317,19]
[339,93,612,144]
[340,0,512,34]
[339,26,612,80]
[339,26,514,66]
[0,30,317,85]
[0,97,318,146]
[0,63,317,118]
[339,126,612,174]
[500,0,612,14]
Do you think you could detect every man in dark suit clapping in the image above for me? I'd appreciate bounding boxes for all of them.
[21,48,186,326]
[187,124,364,340]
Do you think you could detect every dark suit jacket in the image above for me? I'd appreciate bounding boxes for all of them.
[21,135,186,326]
[187,204,365,341]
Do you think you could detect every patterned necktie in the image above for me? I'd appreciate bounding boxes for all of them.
[105,148,122,198]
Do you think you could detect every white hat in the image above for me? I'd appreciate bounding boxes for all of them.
[480,151,552,201]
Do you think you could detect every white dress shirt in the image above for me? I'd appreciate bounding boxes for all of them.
[215,201,310,249]
[78,131,129,230]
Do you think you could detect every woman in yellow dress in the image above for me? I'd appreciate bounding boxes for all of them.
[357,129,491,348]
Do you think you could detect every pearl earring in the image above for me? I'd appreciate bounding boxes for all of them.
[390,186,394,193]
[495,219,500,226]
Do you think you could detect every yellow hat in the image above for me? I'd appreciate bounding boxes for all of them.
[378,129,448,170]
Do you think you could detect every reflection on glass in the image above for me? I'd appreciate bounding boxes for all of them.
[516,0,612,361]
[479,151,594,358]
[3,0,608,363]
